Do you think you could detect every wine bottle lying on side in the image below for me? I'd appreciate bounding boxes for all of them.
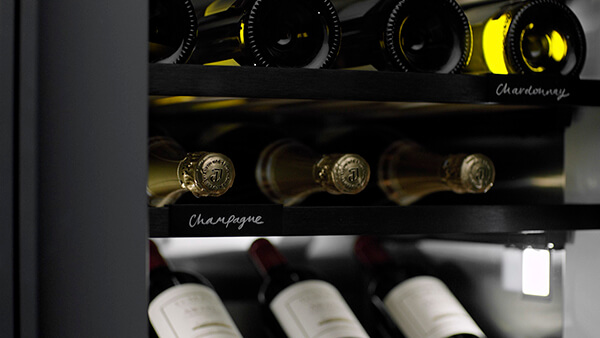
[197,123,370,206]
[248,238,371,337]
[462,0,586,76]
[354,235,486,338]
[147,135,235,207]
[148,240,243,338]
[188,0,342,68]
[317,126,495,206]
[333,0,472,73]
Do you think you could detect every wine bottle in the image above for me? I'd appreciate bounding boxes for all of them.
[147,135,235,207]
[256,138,370,206]
[378,139,495,206]
[332,0,472,73]
[462,0,586,76]
[317,126,495,205]
[195,123,370,206]
[149,0,199,63]
[187,0,341,68]
[354,236,485,338]
[248,238,370,338]
[147,240,243,338]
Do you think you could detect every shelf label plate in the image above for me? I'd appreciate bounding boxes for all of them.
[168,204,283,237]
[486,75,587,104]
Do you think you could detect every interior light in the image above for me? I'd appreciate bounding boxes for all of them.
[522,247,550,297]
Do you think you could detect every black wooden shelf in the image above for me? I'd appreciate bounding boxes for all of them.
[148,65,599,238]
[149,64,600,106]
[148,204,600,238]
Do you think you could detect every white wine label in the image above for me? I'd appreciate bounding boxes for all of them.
[270,280,370,338]
[383,276,485,338]
[148,283,242,338]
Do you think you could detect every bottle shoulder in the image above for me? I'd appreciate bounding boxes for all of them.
[149,268,213,300]
[259,265,322,303]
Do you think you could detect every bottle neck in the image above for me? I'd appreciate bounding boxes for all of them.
[355,236,416,299]
[354,236,400,274]
[147,137,188,207]
[256,139,327,206]
[147,136,235,207]
[149,240,169,272]
[378,141,495,205]
[249,238,289,277]
[256,139,370,206]
[334,0,391,69]
[190,7,248,65]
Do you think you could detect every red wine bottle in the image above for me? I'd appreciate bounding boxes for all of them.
[354,236,485,338]
[148,240,243,338]
[248,238,370,338]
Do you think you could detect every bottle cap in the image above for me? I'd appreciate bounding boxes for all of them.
[248,238,288,276]
[444,153,495,194]
[149,240,168,271]
[178,152,235,197]
[316,154,371,195]
[354,236,392,268]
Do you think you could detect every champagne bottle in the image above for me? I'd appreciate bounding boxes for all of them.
[462,0,586,76]
[378,139,495,206]
[248,238,370,338]
[187,0,341,68]
[197,123,370,206]
[147,240,243,338]
[147,136,235,207]
[256,138,370,206]
[149,0,199,63]
[354,236,485,338]
[317,126,494,205]
[333,0,472,72]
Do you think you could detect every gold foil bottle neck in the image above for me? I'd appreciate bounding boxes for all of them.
[315,154,371,195]
[178,152,235,197]
[443,153,495,194]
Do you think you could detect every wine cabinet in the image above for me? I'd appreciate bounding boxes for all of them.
[3,0,600,336]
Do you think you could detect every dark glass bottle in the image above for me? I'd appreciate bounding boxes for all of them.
[149,0,199,63]
[333,0,472,72]
[187,0,342,68]
[148,240,243,338]
[354,236,486,338]
[462,0,586,75]
[248,238,370,337]
[147,135,235,207]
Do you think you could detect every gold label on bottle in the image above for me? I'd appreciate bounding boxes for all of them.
[318,154,370,195]
[461,154,495,193]
[200,154,235,192]
[179,152,235,197]
[444,153,495,194]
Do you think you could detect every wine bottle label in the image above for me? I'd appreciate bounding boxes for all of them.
[383,276,485,338]
[148,283,242,338]
[269,280,370,338]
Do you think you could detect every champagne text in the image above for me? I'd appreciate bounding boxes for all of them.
[188,213,264,230]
